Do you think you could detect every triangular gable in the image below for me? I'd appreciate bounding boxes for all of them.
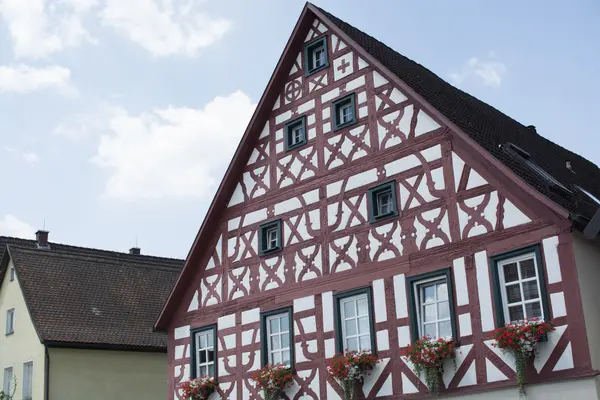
[155,3,567,329]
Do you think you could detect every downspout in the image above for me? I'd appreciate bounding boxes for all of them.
[583,209,600,239]
[44,346,50,400]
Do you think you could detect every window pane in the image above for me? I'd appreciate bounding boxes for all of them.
[520,258,536,279]
[271,335,281,351]
[358,316,369,334]
[437,301,450,319]
[272,351,281,365]
[343,301,356,318]
[359,335,371,351]
[280,315,289,331]
[357,298,368,316]
[423,323,436,338]
[346,337,359,352]
[199,349,207,363]
[522,281,539,300]
[509,305,524,322]
[439,321,452,338]
[525,302,542,319]
[208,364,215,377]
[423,285,436,303]
[269,318,280,334]
[200,365,207,377]
[506,284,522,303]
[424,304,436,322]
[345,319,357,336]
[282,350,291,365]
[437,283,448,301]
[206,330,213,347]
[199,333,206,349]
[281,332,290,349]
[503,263,519,282]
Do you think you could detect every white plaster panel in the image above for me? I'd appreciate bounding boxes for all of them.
[294,295,315,312]
[229,267,250,300]
[373,71,388,88]
[358,57,368,69]
[543,236,562,284]
[362,358,389,397]
[421,144,441,162]
[242,208,267,227]
[218,313,236,330]
[259,257,286,291]
[357,91,367,104]
[459,313,472,337]
[376,330,389,351]
[397,325,411,347]
[298,316,317,334]
[228,183,244,207]
[275,110,292,125]
[333,52,354,81]
[307,114,316,125]
[322,88,340,103]
[241,308,260,325]
[259,122,270,139]
[358,106,368,119]
[228,217,241,231]
[452,153,465,190]
[175,345,185,359]
[368,222,402,261]
[372,279,387,322]
[393,274,408,319]
[326,180,343,198]
[466,169,487,189]
[346,75,365,91]
[322,106,330,120]
[503,199,531,228]
[458,362,477,387]
[241,329,254,347]
[453,257,469,306]
[223,333,236,349]
[475,250,495,332]
[376,375,393,397]
[385,154,420,176]
[329,235,358,273]
[322,291,334,332]
[294,245,322,282]
[553,343,574,371]
[486,359,508,382]
[551,292,567,318]
[187,291,199,311]
[201,274,222,306]
[325,338,336,358]
[298,99,315,114]
[484,339,516,372]
[323,121,331,134]
[443,344,473,387]
[401,373,418,393]
[346,168,378,191]
[272,97,280,111]
[274,197,302,216]
[414,109,441,136]
[534,325,567,372]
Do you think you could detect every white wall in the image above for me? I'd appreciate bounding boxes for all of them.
[573,231,600,370]
[0,259,45,399]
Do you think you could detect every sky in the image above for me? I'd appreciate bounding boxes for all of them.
[0,0,598,259]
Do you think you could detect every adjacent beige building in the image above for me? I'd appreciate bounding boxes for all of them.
[0,232,183,400]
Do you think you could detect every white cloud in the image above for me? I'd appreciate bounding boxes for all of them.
[0,0,97,59]
[53,104,124,140]
[3,146,40,165]
[91,91,256,201]
[0,214,35,238]
[450,55,506,88]
[100,0,232,57]
[0,64,77,95]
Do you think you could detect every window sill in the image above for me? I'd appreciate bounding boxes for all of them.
[5,331,14,336]
[259,247,282,257]
[305,64,328,77]
[332,120,357,132]
[370,211,399,224]
[285,141,307,152]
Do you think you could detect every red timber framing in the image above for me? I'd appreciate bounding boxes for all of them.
[157,3,594,399]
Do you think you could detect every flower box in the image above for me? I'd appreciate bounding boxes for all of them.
[402,337,456,394]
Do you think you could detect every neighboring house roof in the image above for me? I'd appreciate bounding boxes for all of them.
[0,236,184,351]
[315,6,600,223]
[155,3,600,329]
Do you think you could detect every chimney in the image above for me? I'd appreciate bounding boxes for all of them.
[527,125,537,133]
[36,230,50,249]
[129,247,141,255]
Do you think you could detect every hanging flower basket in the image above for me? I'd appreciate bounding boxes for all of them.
[251,364,295,400]
[492,319,555,394]
[179,376,218,400]
[327,350,379,400]
[402,337,456,394]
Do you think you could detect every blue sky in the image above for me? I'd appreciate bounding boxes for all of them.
[0,0,598,258]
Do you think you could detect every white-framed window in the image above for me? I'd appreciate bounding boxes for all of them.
[266,227,278,250]
[259,220,282,255]
[9,266,14,282]
[339,103,353,125]
[413,277,452,339]
[5,309,14,335]
[332,94,356,130]
[497,252,544,323]
[2,367,13,395]
[376,189,393,216]
[265,312,291,366]
[193,328,215,378]
[22,361,33,400]
[339,293,372,352]
[313,45,326,69]
[291,125,304,146]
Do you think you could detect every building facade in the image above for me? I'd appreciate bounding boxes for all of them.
[0,234,184,400]
[156,4,600,399]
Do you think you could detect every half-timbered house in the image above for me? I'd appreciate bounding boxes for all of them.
[156,3,600,399]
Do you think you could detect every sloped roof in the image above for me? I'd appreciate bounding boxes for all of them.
[316,6,600,222]
[0,237,183,350]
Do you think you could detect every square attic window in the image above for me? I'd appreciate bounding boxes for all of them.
[285,116,307,151]
[304,36,328,75]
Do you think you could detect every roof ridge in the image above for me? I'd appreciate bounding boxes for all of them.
[7,244,183,271]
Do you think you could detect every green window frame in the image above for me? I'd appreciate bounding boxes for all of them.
[368,181,398,223]
[332,93,357,131]
[259,220,282,256]
[304,36,329,76]
[285,116,307,151]
[407,268,457,342]
[190,324,217,380]
[333,286,376,354]
[260,307,295,369]
[490,244,550,328]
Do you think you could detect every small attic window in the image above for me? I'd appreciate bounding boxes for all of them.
[503,143,570,191]
[304,36,328,76]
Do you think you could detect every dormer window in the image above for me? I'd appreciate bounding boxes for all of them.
[285,116,307,151]
[332,93,356,131]
[259,220,282,255]
[304,36,328,76]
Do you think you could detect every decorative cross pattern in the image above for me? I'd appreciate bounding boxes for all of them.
[246,139,270,166]
[228,230,258,263]
[308,71,328,94]
[324,124,371,170]
[285,78,303,103]
[327,194,368,232]
[259,256,287,291]
[368,221,403,262]
[337,58,350,74]
[284,210,321,245]
[228,266,251,300]
[329,235,359,273]
[200,273,222,306]
[294,245,323,282]
[276,146,318,188]
[458,192,498,239]
[414,207,451,250]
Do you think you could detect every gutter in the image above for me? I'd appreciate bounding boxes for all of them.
[44,346,50,400]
